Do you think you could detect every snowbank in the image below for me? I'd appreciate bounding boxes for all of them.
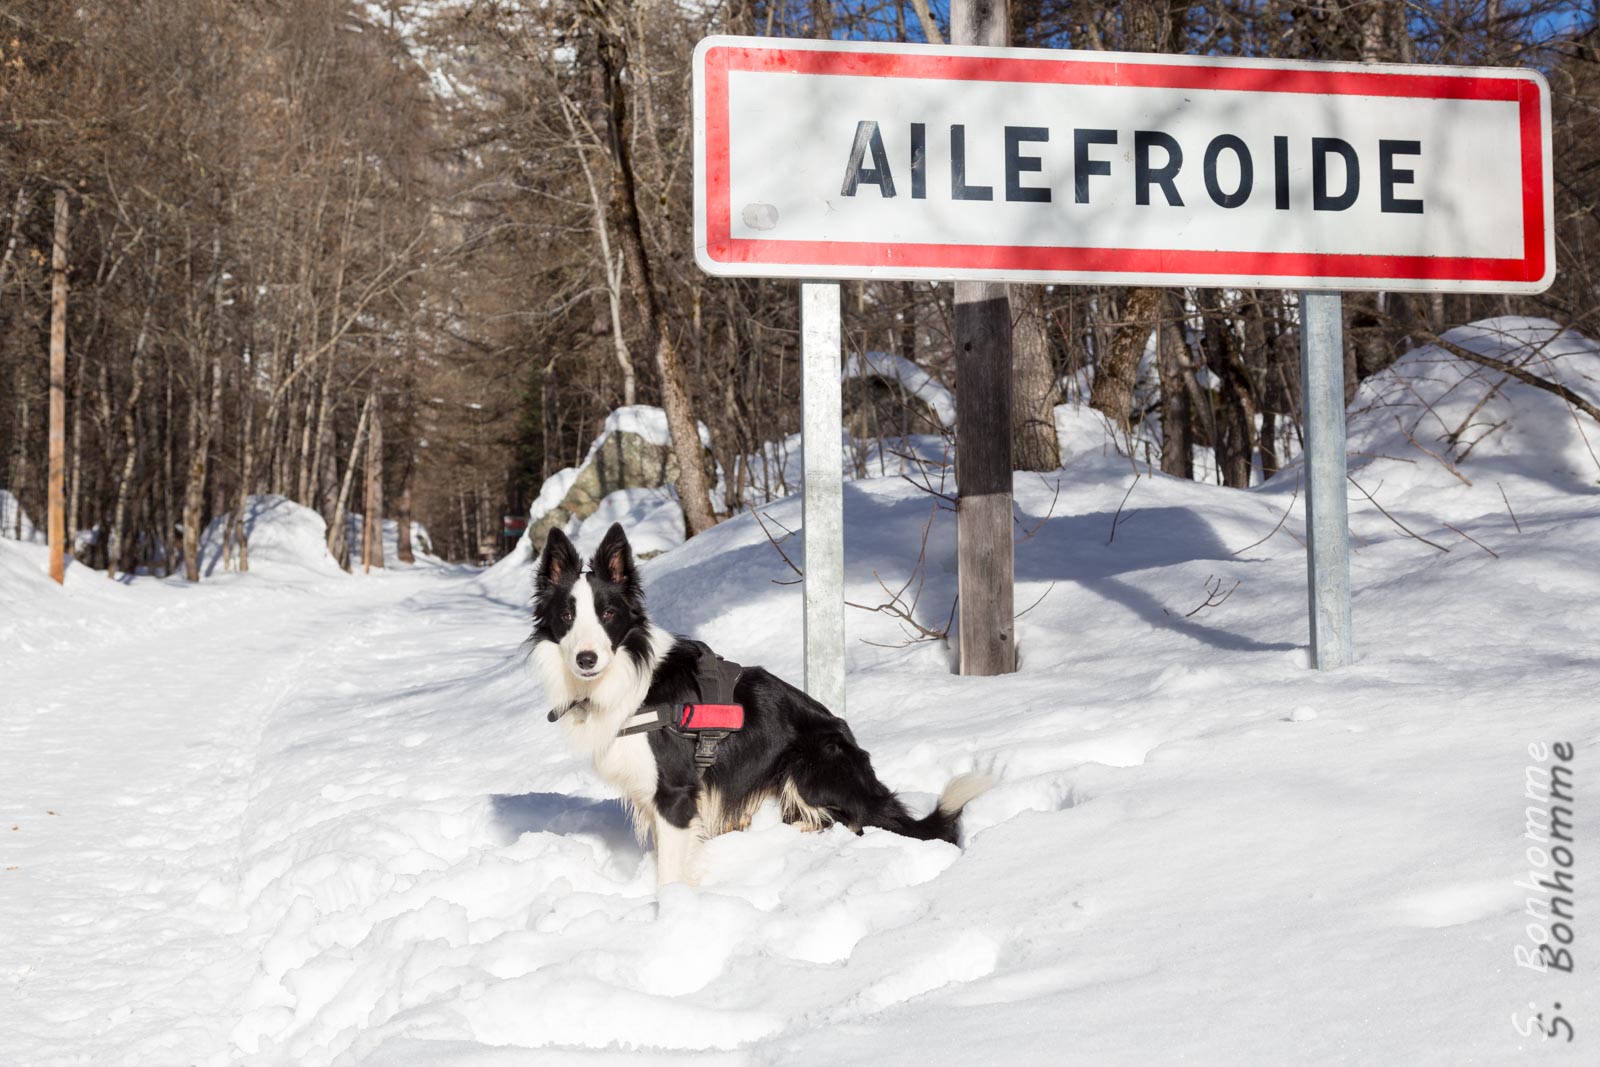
[1347,316,1600,492]
[11,321,1597,1064]
[844,350,957,428]
[343,512,442,569]
[199,495,344,578]
[567,487,685,559]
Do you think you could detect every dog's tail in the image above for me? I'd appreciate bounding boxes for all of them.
[880,772,997,845]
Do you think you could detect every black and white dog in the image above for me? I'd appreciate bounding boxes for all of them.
[531,522,992,886]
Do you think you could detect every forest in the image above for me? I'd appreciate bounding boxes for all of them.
[2,0,1596,571]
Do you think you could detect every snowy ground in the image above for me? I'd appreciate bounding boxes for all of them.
[3,319,1597,1064]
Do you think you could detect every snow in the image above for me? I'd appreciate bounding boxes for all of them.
[499,407,709,569]
[530,466,581,526]
[567,487,685,560]
[3,320,1598,1064]
[1,488,42,542]
[585,405,715,461]
[844,350,957,429]
[342,512,443,569]
[200,495,345,578]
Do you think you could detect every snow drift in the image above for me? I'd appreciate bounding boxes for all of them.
[3,321,1598,1066]
[199,494,345,578]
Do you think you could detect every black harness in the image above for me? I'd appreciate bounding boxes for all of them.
[548,641,746,773]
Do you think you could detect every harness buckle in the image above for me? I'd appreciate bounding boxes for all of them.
[691,729,730,771]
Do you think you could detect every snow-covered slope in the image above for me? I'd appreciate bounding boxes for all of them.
[3,322,1597,1065]
[200,495,345,578]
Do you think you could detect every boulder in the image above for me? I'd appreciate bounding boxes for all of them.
[527,406,714,547]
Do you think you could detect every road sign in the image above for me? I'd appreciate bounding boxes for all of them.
[693,37,1553,293]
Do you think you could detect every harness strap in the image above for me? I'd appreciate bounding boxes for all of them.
[618,702,745,736]
[552,641,746,774]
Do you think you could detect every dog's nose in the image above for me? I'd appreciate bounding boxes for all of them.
[576,651,598,670]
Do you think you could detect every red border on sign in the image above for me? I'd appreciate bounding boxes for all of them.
[700,46,1548,285]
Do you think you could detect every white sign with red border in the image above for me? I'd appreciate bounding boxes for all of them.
[693,37,1553,293]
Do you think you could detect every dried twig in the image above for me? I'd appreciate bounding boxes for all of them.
[1497,481,1522,534]
[1107,476,1139,545]
[1442,522,1500,559]
[1453,420,1506,463]
[1367,309,1600,428]
[1164,574,1240,618]
[1392,415,1472,487]
[846,503,955,646]
[1014,581,1057,620]
[899,472,957,507]
[1230,469,1300,557]
[750,507,803,585]
[1446,375,1510,449]
[1347,474,1451,553]
[1016,474,1062,541]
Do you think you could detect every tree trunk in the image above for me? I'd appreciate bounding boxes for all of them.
[952,0,1017,677]
[107,311,150,579]
[1011,285,1061,471]
[1157,309,1193,478]
[106,260,157,585]
[327,389,374,569]
[306,360,336,508]
[396,482,415,564]
[48,190,69,585]
[395,447,415,564]
[182,354,223,581]
[365,392,385,571]
[296,365,323,504]
[909,0,944,43]
[233,366,257,572]
[560,96,637,407]
[1090,287,1163,432]
[1200,290,1257,488]
[0,187,28,298]
[159,363,176,575]
[592,7,718,536]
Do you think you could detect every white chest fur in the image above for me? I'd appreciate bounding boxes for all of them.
[535,624,676,822]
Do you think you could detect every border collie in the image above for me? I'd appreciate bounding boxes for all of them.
[530,522,992,886]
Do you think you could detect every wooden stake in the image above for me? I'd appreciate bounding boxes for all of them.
[951,0,1016,675]
[47,189,68,586]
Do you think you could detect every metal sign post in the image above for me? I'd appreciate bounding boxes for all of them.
[800,282,846,712]
[1298,291,1354,669]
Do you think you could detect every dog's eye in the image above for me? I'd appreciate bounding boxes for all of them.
[602,609,617,622]
[559,610,574,623]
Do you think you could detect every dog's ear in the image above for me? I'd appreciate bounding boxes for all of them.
[537,527,582,590]
[594,522,634,585]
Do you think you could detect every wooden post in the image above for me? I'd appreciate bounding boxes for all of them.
[951,0,1016,675]
[47,189,68,585]
[1299,291,1353,668]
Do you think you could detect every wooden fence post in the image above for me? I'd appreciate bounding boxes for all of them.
[47,189,69,586]
[951,0,1016,675]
